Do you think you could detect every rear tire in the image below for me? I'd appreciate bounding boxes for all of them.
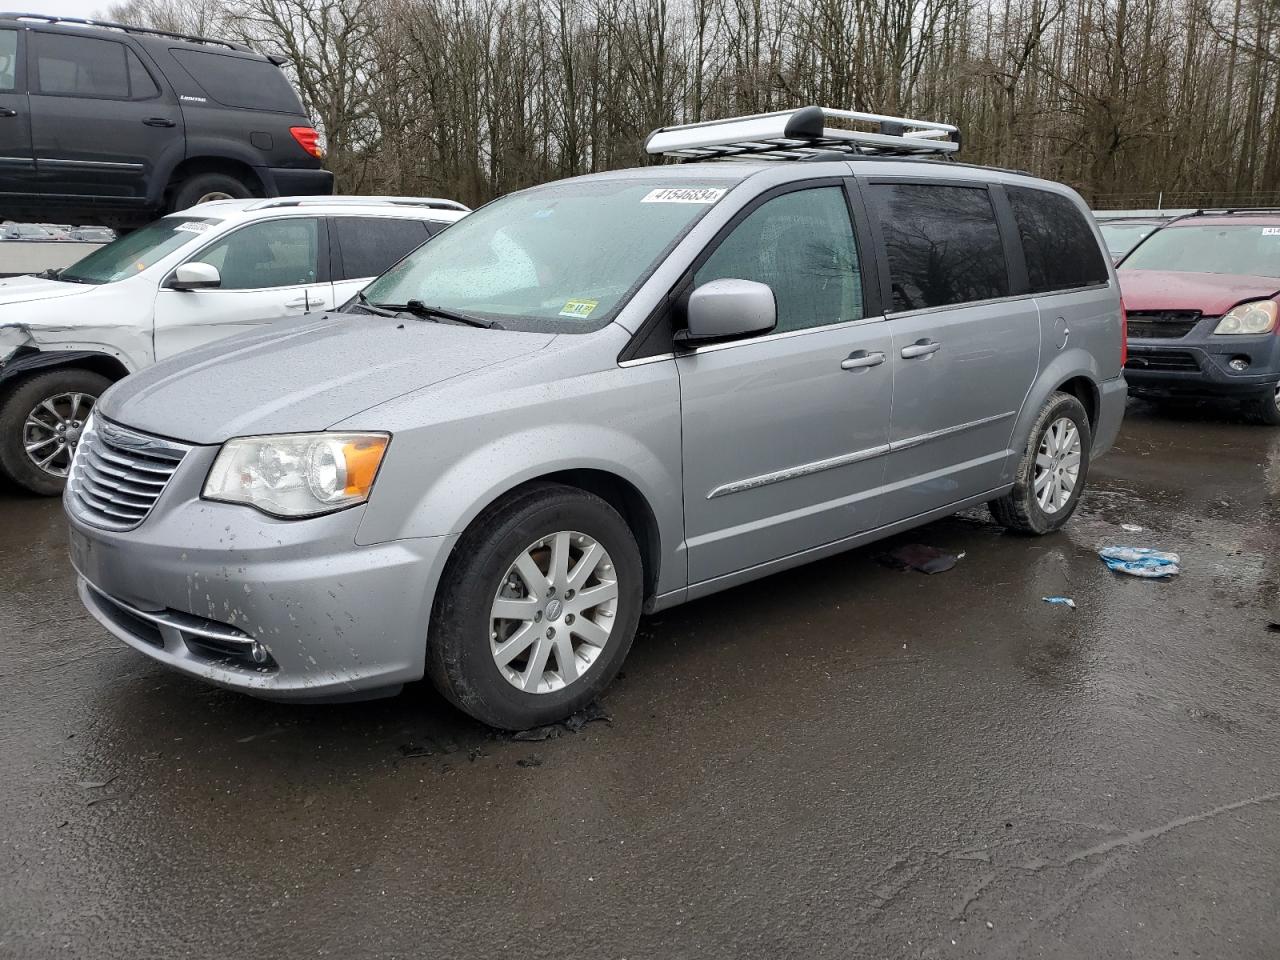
[989,392,1092,535]
[0,368,110,496]
[1241,385,1280,425]
[169,172,254,212]
[426,482,643,730]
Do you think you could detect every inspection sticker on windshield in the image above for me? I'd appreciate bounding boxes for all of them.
[173,221,212,233]
[1264,227,1280,236]
[641,187,725,204]
[560,298,599,318]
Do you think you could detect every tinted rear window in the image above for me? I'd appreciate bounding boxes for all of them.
[1009,187,1109,292]
[170,48,303,113]
[335,217,432,280]
[34,33,132,99]
[869,183,1009,312]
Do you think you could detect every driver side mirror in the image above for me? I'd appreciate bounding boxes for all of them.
[168,262,221,291]
[680,278,777,343]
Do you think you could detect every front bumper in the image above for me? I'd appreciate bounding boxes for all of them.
[1125,327,1280,397]
[261,166,334,198]
[66,447,455,701]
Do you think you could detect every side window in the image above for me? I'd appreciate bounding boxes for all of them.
[1008,186,1109,292]
[33,33,131,99]
[192,219,320,290]
[335,217,431,280]
[0,30,17,93]
[869,183,1009,312]
[694,187,863,334]
[126,49,160,99]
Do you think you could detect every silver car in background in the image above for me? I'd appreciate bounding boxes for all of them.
[64,107,1126,729]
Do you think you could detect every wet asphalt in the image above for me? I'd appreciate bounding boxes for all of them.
[2,400,1279,960]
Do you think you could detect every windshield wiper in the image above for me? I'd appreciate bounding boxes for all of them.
[36,267,61,280]
[353,290,399,317]
[393,299,501,329]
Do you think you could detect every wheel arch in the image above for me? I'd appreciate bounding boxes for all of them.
[444,469,664,605]
[0,350,131,393]
[159,155,266,208]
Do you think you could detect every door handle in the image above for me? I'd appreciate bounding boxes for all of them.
[840,350,886,371]
[0,108,16,118]
[284,297,309,310]
[900,340,941,359]
[143,117,176,128]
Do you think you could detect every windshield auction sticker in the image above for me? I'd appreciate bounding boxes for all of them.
[641,188,726,204]
[560,298,599,318]
[173,221,212,233]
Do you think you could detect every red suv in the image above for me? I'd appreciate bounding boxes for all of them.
[1119,210,1280,424]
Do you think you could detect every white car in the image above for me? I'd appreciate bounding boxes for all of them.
[0,195,468,494]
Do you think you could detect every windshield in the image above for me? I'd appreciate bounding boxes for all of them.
[360,178,736,331]
[1099,221,1158,257]
[59,217,220,284]
[1121,223,1280,278]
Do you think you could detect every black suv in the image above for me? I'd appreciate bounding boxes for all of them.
[0,13,332,228]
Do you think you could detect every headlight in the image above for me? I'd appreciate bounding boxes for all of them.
[1213,299,1278,335]
[204,433,390,517]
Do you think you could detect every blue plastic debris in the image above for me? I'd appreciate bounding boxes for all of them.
[1098,546,1181,579]
[1042,596,1077,608]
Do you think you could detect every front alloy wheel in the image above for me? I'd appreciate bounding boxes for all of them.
[426,482,643,729]
[0,368,111,496]
[491,531,619,694]
[22,391,94,479]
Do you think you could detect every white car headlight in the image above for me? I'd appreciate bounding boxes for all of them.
[204,433,390,518]
[1213,299,1278,335]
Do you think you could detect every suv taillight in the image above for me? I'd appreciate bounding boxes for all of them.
[290,126,325,159]
[1120,298,1128,366]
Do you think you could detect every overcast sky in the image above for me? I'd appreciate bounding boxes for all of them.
[13,0,110,19]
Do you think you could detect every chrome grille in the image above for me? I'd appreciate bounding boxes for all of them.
[67,417,190,531]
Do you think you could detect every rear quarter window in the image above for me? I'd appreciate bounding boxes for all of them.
[869,182,1010,312]
[334,217,432,280]
[170,48,304,113]
[1009,186,1109,292]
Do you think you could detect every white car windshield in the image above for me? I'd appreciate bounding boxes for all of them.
[360,179,736,331]
[58,217,221,284]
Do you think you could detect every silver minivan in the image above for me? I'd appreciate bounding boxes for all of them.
[64,108,1126,729]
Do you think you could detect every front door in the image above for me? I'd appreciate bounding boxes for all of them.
[678,184,893,586]
[864,180,1040,519]
[0,27,33,196]
[154,216,329,359]
[27,31,182,201]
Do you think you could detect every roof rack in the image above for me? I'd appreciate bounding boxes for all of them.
[1092,209,1197,220]
[645,106,960,162]
[0,12,251,52]
[245,196,471,213]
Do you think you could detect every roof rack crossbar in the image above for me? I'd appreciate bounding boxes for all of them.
[245,196,471,212]
[645,106,961,162]
[0,12,250,51]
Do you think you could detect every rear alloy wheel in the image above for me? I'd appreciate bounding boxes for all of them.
[1241,384,1280,426]
[0,369,110,496]
[170,172,253,213]
[426,483,642,729]
[989,391,1092,535]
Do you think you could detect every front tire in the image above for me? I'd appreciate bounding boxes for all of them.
[989,391,1092,535]
[1241,385,1280,425]
[426,483,643,729]
[0,369,109,496]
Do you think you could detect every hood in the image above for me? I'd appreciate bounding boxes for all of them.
[0,274,98,307]
[99,312,557,444]
[1118,269,1280,316]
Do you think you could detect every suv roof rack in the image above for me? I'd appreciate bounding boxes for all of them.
[245,196,471,213]
[0,12,251,52]
[645,106,960,162]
